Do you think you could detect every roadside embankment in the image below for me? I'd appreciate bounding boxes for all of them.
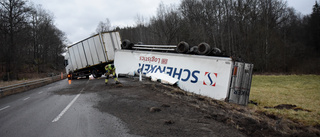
[0,73,66,98]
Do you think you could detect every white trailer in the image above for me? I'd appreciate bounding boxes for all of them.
[64,31,121,79]
[114,48,253,105]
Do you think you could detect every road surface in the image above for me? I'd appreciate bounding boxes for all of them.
[0,78,140,137]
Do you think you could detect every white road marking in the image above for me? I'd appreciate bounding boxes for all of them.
[52,88,83,122]
[0,106,10,111]
[38,91,43,94]
[23,97,30,101]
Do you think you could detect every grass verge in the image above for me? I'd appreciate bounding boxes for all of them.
[249,75,320,126]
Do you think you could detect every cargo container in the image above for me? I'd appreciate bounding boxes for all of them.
[64,31,121,79]
[114,47,253,105]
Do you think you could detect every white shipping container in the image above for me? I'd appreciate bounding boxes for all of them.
[115,50,235,100]
[65,31,122,78]
[114,49,253,104]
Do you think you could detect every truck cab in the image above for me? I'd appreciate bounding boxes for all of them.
[64,53,73,79]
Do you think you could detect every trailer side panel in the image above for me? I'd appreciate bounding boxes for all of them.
[114,50,234,100]
[93,36,106,63]
[103,32,121,61]
[83,40,94,66]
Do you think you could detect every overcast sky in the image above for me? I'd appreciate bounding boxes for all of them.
[30,0,317,44]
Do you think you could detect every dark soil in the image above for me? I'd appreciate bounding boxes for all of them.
[95,77,320,137]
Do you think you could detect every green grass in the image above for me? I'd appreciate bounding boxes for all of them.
[249,75,320,126]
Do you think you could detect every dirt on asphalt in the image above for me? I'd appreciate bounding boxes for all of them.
[94,77,320,137]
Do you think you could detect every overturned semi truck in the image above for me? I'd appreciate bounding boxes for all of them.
[64,31,254,105]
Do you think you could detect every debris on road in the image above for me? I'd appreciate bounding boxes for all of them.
[146,72,178,85]
[149,107,161,112]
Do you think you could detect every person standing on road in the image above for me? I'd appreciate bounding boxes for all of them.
[105,64,121,84]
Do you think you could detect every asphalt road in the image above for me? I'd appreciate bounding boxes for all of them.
[0,78,140,137]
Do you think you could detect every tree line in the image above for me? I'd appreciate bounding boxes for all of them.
[0,0,67,80]
[117,0,320,74]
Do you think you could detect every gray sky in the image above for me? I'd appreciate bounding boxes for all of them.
[30,0,317,44]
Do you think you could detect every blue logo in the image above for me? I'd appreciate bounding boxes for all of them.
[203,72,217,87]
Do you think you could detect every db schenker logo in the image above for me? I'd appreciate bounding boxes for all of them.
[203,72,217,87]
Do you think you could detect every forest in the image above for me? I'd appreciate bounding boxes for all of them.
[117,0,320,74]
[1,0,319,81]
[0,0,67,80]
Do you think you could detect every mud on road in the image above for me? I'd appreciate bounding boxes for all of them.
[94,78,320,137]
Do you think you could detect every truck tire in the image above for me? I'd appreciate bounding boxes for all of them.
[176,41,189,53]
[122,39,134,49]
[197,42,211,55]
[189,46,198,54]
[212,47,222,55]
[71,74,77,80]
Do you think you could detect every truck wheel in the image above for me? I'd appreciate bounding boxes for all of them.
[212,47,222,55]
[122,39,134,49]
[189,46,198,54]
[197,42,211,55]
[176,41,189,53]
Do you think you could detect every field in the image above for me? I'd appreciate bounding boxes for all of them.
[249,75,320,126]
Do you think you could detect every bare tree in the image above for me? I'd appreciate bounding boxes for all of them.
[0,1,67,80]
[135,14,147,43]
[96,18,111,33]
[150,3,181,44]
[0,0,31,79]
